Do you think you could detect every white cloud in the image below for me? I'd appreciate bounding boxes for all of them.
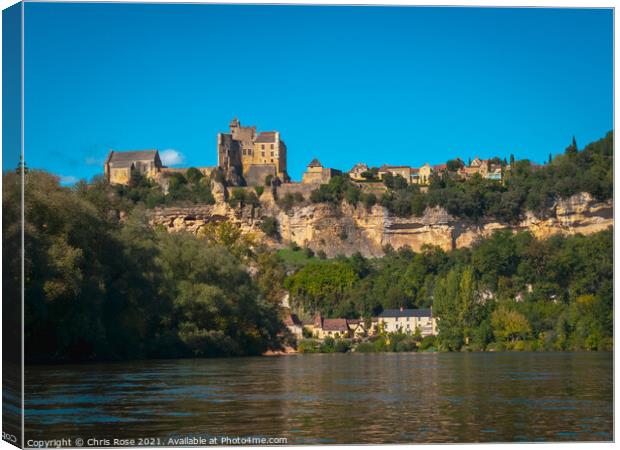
[60,175,79,185]
[85,156,103,166]
[160,149,184,166]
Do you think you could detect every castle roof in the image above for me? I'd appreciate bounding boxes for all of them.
[107,150,159,164]
[255,131,277,143]
[308,158,323,168]
[108,161,135,169]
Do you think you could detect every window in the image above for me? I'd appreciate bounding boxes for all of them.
[242,149,246,156]
[271,159,274,163]
[262,144,265,150]
[271,151,274,157]
[261,152,265,157]
[270,144,274,149]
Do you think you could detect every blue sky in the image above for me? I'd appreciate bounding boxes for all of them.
[17,4,613,183]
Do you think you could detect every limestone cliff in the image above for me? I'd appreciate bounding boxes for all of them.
[148,192,613,257]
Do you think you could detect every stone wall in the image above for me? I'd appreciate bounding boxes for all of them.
[276,183,317,201]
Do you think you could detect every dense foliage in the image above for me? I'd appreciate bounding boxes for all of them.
[309,132,613,223]
[91,168,217,211]
[13,171,282,362]
[285,228,613,351]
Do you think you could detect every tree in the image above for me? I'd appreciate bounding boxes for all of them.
[565,136,578,155]
[157,234,282,357]
[446,159,464,171]
[185,167,204,185]
[260,216,279,239]
[491,305,531,343]
[361,170,377,181]
[433,268,464,350]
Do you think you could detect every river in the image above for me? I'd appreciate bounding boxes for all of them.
[24,352,612,444]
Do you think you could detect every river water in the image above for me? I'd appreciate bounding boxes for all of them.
[24,352,612,444]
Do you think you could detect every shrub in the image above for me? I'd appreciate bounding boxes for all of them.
[333,339,352,353]
[298,339,320,353]
[395,337,418,352]
[255,186,265,197]
[355,342,376,353]
[419,335,437,351]
[278,192,304,211]
[363,193,377,209]
[260,217,279,239]
[186,167,204,184]
[228,188,260,208]
[319,336,336,353]
[302,327,313,339]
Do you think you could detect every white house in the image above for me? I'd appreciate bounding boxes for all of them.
[377,307,437,336]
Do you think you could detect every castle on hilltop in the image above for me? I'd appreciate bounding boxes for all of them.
[217,118,289,186]
[104,118,289,187]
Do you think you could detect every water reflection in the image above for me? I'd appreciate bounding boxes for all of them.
[24,352,612,444]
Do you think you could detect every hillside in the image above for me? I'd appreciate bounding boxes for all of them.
[127,131,614,256]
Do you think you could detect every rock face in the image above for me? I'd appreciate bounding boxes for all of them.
[148,192,613,257]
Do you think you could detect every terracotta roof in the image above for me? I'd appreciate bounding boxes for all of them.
[433,164,447,171]
[380,165,411,170]
[411,167,420,174]
[322,318,349,332]
[283,314,302,327]
[308,158,323,168]
[350,163,368,172]
[255,131,277,143]
[470,157,483,167]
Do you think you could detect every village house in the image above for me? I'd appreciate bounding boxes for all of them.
[348,163,369,181]
[432,163,448,173]
[347,319,367,338]
[302,159,342,184]
[415,163,433,185]
[104,149,163,185]
[458,157,503,181]
[308,314,352,339]
[378,165,413,183]
[377,307,437,336]
[283,313,303,339]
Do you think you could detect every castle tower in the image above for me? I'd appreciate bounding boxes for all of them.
[229,117,240,138]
